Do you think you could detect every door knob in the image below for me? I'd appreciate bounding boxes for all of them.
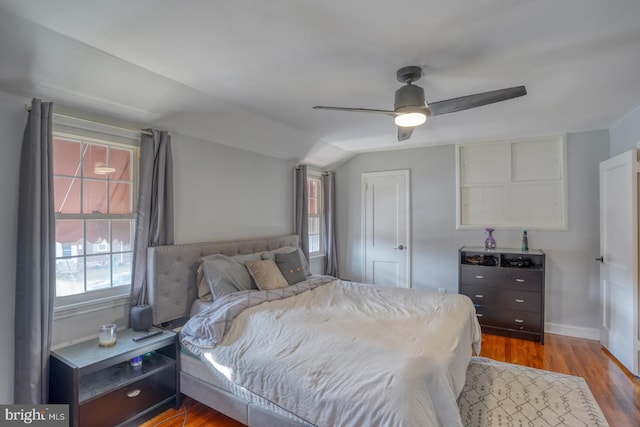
[595,256,604,263]
[394,244,406,250]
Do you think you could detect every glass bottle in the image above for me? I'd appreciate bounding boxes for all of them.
[522,230,529,252]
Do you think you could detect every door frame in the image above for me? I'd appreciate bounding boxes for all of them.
[361,169,411,287]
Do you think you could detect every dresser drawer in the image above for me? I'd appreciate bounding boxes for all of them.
[80,365,175,427]
[461,285,541,312]
[475,307,542,333]
[460,265,502,285]
[460,265,542,291]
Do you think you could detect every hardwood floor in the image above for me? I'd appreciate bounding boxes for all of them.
[140,333,640,427]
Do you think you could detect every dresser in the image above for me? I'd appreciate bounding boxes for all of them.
[49,327,179,427]
[458,246,545,344]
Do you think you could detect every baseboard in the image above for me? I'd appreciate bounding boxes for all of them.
[545,322,600,341]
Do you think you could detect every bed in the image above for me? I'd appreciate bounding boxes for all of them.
[147,234,482,427]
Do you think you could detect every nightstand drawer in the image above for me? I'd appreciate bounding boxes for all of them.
[80,365,175,427]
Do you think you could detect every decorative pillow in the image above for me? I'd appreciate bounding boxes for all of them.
[262,246,311,276]
[196,263,213,301]
[245,259,289,290]
[275,251,307,285]
[201,254,253,299]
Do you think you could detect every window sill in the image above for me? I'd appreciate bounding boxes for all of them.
[54,291,130,320]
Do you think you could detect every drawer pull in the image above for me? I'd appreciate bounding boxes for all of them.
[474,294,484,298]
[515,278,525,283]
[475,275,484,279]
[127,389,141,398]
[476,313,484,317]
[515,299,525,303]
[514,319,524,323]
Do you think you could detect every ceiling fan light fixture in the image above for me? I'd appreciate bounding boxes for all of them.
[394,112,427,127]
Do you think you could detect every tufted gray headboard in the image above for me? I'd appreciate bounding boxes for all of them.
[147,234,301,325]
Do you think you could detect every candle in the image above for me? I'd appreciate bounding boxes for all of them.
[98,324,117,347]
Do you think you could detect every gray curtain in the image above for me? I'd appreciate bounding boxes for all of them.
[130,129,174,307]
[321,172,339,277]
[15,98,55,404]
[295,165,309,261]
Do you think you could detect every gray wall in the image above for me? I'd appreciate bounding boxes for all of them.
[172,132,294,244]
[609,104,640,157]
[336,131,609,337]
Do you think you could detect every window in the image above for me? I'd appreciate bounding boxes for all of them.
[53,133,138,300]
[307,174,323,255]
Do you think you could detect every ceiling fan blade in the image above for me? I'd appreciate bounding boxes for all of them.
[397,126,414,141]
[428,85,527,116]
[313,106,395,116]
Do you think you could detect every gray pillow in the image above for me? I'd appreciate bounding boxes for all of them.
[262,246,311,276]
[275,251,307,285]
[230,253,262,289]
[201,254,253,299]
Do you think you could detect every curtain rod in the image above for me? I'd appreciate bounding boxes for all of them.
[24,104,154,136]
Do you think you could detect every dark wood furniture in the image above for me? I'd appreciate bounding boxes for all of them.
[459,246,545,344]
[49,327,179,427]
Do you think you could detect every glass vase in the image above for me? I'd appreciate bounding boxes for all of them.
[484,228,496,250]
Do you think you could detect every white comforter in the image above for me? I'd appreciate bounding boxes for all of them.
[185,280,481,427]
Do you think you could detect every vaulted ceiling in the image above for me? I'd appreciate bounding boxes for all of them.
[1,0,639,167]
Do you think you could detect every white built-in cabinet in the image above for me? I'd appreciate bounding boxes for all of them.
[456,135,567,229]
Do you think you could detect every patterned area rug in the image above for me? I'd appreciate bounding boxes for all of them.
[458,357,609,427]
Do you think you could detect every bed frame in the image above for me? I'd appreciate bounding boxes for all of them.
[147,234,308,427]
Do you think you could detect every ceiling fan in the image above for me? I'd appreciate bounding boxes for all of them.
[313,65,527,141]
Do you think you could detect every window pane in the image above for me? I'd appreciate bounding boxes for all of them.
[307,179,319,215]
[86,254,111,291]
[53,138,81,176]
[54,177,81,214]
[109,148,132,181]
[309,216,320,234]
[112,219,133,252]
[56,220,84,255]
[109,182,132,214]
[83,144,107,179]
[56,257,85,296]
[53,133,137,300]
[83,180,107,213]
[112,252,132,287]
[86,219,110,255]
[309,235,320,253]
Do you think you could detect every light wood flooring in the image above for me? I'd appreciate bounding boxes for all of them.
[140,333,640,427]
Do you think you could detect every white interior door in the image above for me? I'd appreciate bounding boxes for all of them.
[599,149,639,376]
[362,170,410,287]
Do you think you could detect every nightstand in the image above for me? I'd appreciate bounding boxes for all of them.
[49,327,180,427]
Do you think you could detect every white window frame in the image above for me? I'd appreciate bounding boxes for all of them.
[307,170,324,257]
[52,115,140,310]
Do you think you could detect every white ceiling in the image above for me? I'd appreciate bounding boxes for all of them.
[1,0,639,167]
